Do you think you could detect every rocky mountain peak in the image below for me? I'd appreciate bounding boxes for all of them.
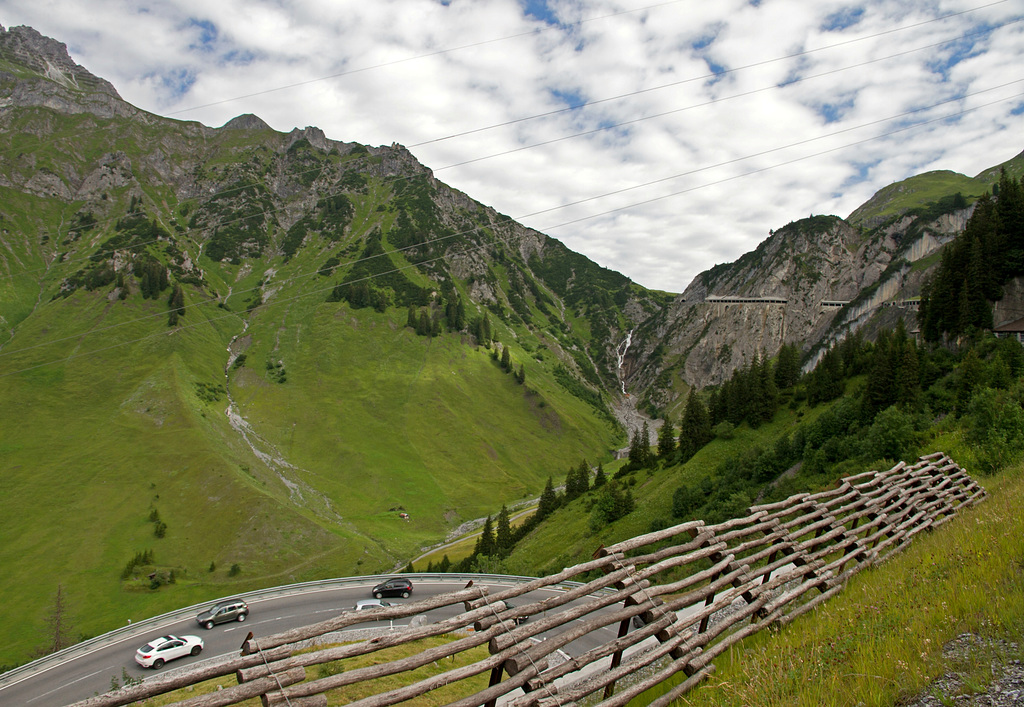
[222,113,272,131]
[0,25,121,100]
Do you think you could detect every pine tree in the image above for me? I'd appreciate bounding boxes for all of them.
[630,421,652,468]
[774,343,801,389]
[895,343,921,409]
[476,516,496,557]
[495,505,512,551]
[417,310,431,337]
[657,417,676,458]
[678,389,712,462]
[38,585,73,656]
[501,345,511,371]
[576,459,590,495]
[536,476,559,520]
[167,283,185,326]
[955,348,983,417]
[593,463,607,488]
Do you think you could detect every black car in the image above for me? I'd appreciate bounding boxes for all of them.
[372,577,413,599]
[504,602,529,625]
[196,599,249,629]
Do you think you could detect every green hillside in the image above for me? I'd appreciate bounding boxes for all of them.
[847,148,1024,228]
[0,107,632,665]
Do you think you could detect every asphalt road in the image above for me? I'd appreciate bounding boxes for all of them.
[0,579,620,707]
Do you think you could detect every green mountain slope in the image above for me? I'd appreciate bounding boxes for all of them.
[0,27,640,665]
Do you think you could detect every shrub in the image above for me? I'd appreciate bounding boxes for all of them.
[713,421,736,440]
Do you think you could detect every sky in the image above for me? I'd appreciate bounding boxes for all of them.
[2,0,1023,293]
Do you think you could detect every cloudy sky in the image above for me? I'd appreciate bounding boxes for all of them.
[3,0,1023,292]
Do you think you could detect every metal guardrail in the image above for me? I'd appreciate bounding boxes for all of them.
[0,572,566,690]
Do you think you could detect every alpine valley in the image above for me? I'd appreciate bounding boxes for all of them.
[0,24,1021,667]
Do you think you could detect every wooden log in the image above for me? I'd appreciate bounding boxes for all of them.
[674,593,774,665]
[527,624,695,707]
[805,482,853,502]
[701,511,769,534]
[644,664,716,707]
[655,558,745,610]
[514,613,682,698]
[490,582,656,654]
[728,537,794,569]
[238,612,518,683]
[504,603,678,676]
[65,650,292,707]
[687,602,782,669]
[629,543,731,587]
[156,667,306,707]
[611,530,719,567]
[793,524,850,554]
[780,514,839,540]
[463,552,626,611]
[779,580,846,625]
[261,695,327,707]
[759,499,819,524]
[712,519,784,548]
[601,519,706,554]
[266,634,541,707]
[471,562,642,631]
[749,493,808,513]
[241,587,488,654]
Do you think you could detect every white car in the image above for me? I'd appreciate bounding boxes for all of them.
[354,598,393,610]
[135,634,204,668]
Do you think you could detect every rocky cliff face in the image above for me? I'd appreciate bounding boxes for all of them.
[627,201,982,402]
[0,24,134,118]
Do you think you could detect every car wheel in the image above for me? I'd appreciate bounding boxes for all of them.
[374,592,383,599]
[153,659,164,669]
[237,613,246,622]
[204,620,214,629]
[191,645,202,656]
[401,591,410,598]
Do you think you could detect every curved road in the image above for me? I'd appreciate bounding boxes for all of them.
[0,578,621,707]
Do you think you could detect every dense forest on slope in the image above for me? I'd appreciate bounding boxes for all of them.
[919,170,1024,340]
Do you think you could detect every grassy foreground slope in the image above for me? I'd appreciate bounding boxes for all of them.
[635,464,1024,706]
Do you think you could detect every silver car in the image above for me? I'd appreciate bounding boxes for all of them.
[196,599,249,629]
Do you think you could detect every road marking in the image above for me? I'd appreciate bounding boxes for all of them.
[25,666,111,704]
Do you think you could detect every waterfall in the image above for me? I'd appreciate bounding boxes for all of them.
[616,329,634,395]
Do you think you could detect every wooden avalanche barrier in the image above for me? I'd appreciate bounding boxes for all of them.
[69,452,985,707]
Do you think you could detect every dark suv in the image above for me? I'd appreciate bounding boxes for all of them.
[196,599,249,629]
[372,577,413,599]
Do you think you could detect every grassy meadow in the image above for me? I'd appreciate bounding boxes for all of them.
[0,273,620,667]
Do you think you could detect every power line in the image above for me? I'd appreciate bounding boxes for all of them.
[410,0,1014,149]
[3,15,1015,283]
[429,21,1023,173]
[1,89,1019,377]
[3,82,1016,360]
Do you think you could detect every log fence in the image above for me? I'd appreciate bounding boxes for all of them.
[69,452,985,707]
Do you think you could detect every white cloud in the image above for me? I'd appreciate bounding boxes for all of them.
[2,0,1022,292]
